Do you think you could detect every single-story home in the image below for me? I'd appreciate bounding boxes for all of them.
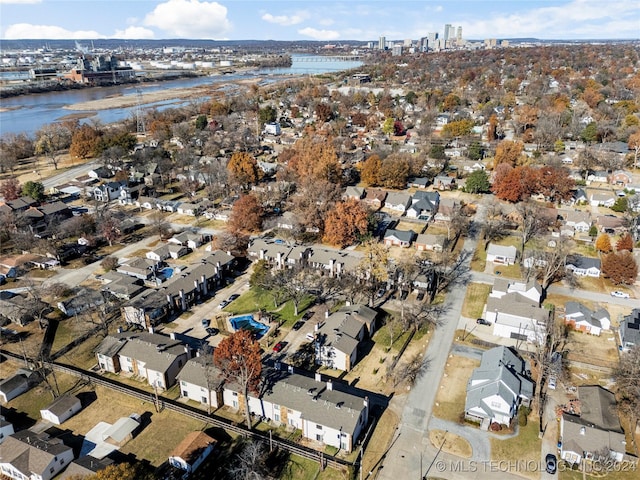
[565,255,601,277]
[414,233,446,252]
[564,302,610,336]
[383,229,415,247]
[168,431,217,474]
[486,244,517,265]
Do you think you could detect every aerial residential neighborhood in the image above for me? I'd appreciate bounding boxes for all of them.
[1,10,640,480]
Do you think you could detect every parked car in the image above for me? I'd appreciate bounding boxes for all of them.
[416,291,425,301]
[476,318,490,326]
[218,300,230,309]
[610,291,630,299]
[292,321,304,331]
[273,341,287,352]
[305,332,315,342]
[376,288,386,298]
[201,318,210,327]
[545,454,557,474]
[228,293,240,302]
[548,376,557,390]
[206,327,219,336]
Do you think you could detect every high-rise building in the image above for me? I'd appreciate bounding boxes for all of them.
[378,36,386,50]
[428,32,438,42]
[444,24,453,41]
[457,26,462,40]
[391,44,403,56]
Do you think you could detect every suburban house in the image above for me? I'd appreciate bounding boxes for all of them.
[93,181,126,203]
[176,202,200,216]
[57,288,105,316]
[384,192,412,214]
[236,368,369,453]
[168,431,217,475]
[177,356,225,409]
[95,331,191,390]
[560,386,629,465]
[362,189,387,210]
[485,293,549,344]
[465,346,534,428]
[406,191,440,220]
[609,170,633,186]
[116,257,159,281]
[433,197,459,223]
[135,196,159,210]
[596,215,625,234]
[489,279,541,305]
[313,304,378,372]
[275,211,299,230]
[407,177,430,189]
[383,229,415,247]
[587,171,609,184]
[118,184,146,205]
[414,233,446,252]
[0,430,74,480]
[0,291,50,326]
[564,302,610,336]
[618,308,639,352]
[589,192,616,208]
[40,394,82,425]
[146,244,190,261]
[343,186,365,200]
[100,273,145,301]
[565,255,601,277]
[572,188,589,205]
[168,231,210,250]
[0,369,38,403]
[563,210,592,233]
[57,456,113,479]
[486,243,517,265]
[433,175,456,190]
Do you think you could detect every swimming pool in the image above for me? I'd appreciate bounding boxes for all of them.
[229,314,270,339]
[157,268,174,280]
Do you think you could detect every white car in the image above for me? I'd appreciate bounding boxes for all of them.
[548,376,557,390]
[610,291,630,299]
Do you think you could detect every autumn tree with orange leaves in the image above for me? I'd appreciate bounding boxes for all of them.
[494,139,525,167]
[323,198,369,248]
[284,133,341,184]
[616,234,634,252]
[602,251,638,285]
[595,234,612,253]
[214,330,262,429]
[229,194,263,233]
[360,154,382,186]
[227,151,261,189]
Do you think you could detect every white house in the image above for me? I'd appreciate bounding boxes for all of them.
[40,394,82,425]
[176,356,225,409]
[489,279,541,305]
[565,255,601,277]
[564,302,610,336]
[228,368,369,453]
[0,369,37,404]
[486,244,517,265]
[563,210,592,233]
[465,346,534,427]
[168,431,217,474]
[0,431,74,480]
[485,293,549,344]
[384,192,412,214]
[589,193,615,208]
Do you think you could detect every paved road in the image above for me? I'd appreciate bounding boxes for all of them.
[41,160,100,190]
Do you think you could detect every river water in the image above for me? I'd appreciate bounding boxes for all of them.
[0,55,363,137]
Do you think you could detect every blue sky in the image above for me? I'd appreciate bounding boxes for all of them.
[1,0,638,41]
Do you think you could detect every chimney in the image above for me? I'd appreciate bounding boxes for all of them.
[315,372,322,382]
[170,332,177,340]
[364,396,369,409]
[148,326,154,334]
[166,294,172,305]
[315,322,320,332]
[194,279,199,292]
[227,251,231,257]
[180,289,186,311]
[325,311,329,319]
[345,300,351,306]
[117,327,123,334]
[195,350,201,357]
[201,274,207,295]
[326,379,333,391]
[288,365,294,373]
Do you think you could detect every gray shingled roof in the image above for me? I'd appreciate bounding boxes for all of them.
[578,386,622,432]
[620,308,640,346]
[0,430,72,477]
[176,356,225,390]
[96,332,188,373]
[42,394,80,417]
[260,371,367,433]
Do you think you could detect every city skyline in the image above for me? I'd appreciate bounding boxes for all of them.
[0,0,638,42]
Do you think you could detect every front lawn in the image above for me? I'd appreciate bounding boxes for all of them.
[461,283,492,319]
[490,416,541,479]
[225,287,314,325]
[432,355,480,423]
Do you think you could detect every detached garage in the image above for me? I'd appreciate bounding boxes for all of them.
[40,394,82,425]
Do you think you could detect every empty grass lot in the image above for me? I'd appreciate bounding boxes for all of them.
[490,416,541,480]
[461,283,492,319]
[432,355,480,423]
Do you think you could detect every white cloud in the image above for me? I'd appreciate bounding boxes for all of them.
[113,26,155,39]
[2,23,104,39]
[144,0,231,38]
[261,12,309,26]
[297,27,340,41]
[462,0,639,39]
[0,0,41,4]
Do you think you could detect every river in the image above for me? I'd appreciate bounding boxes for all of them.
[0,54,363,137]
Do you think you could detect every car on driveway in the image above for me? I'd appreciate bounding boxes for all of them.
[228,293,240,302]
[545,454,557,474]
[476,318,490,325]
[218,299,230,309]
[292,321,304,331]
[548,376,557,390]
[206,327,219,336]
[201,318,210,327]
[273,341,287,352]
[611,290,630,299]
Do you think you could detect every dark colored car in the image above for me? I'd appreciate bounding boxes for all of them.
[545,454,557,474]
[206,327,219,336]
[476,318,490,325]
[273,341,287,352]
[292,321,305,331]
[228,294,240,302]
[416,291,425,301]
[376,288,386,298]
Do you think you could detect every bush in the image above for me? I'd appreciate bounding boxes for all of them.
[101,256,119,271]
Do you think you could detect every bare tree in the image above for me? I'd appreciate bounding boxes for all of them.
[149,211,170,240]
[480,200,509,250]
[517,200,553,255]
[525,238,573,300]
[388,354,431,388]
[228,440,268,480]
[279,267,320,316]
[613,345,640,428]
